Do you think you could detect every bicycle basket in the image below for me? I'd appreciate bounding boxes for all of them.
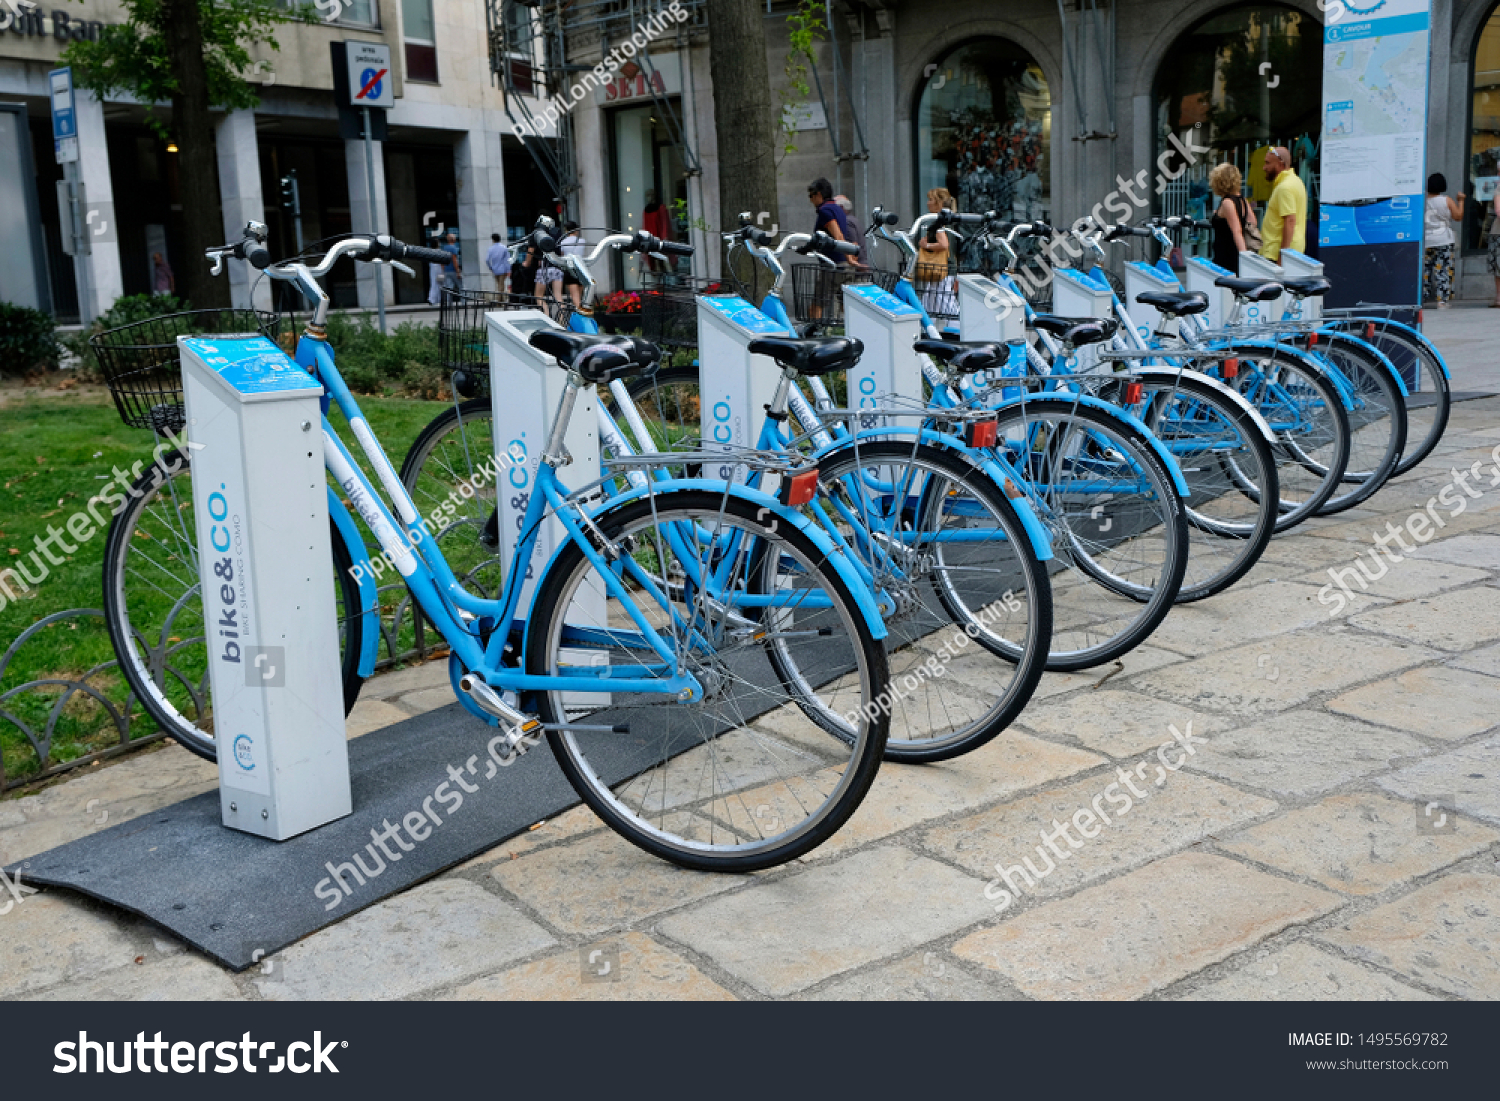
[641,288,698,349]
[789,264,900,325]
[92,309,280,433]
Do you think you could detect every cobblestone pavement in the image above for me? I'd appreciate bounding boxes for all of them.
[3,392,1498,1002]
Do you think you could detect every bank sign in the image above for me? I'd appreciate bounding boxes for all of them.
[0,4,112,42]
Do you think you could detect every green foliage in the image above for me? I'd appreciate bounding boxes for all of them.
[672,197,710,234]
[0,303,60,377]
[60,293,193,382]
[778,0,826,162]
[61,0,310,138]
[323,312,447,399]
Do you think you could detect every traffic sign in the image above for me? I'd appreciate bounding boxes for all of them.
[346,41,393,109]
[49,67,79,164]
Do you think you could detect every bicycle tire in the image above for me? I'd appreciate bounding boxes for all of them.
[987,398,1189,671]
[1324,319,1450,478]
[1296,333,1406,515]
[1098,372,1279,602]
[526,489,889,872]
[797,439,1053,763]
[102,450,365,762]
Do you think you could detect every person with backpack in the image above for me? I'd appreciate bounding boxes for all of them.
[1209,162,1260,273]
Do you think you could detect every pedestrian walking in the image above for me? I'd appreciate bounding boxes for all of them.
[1424,173,1465,309]
[152,252,175,295]
[486,232,511,296]
[440,231,463,292]
[1259,145,1307,263]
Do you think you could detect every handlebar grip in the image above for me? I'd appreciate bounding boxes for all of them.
[876,210,900,226]
[244,242,272,270]
[396,242,453,265]
[661,241,694,256]
[831,240,860,256]
[952,212,987,226]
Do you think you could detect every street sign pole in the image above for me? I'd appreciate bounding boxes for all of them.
[50,67,92,325]
[362,105,386,335]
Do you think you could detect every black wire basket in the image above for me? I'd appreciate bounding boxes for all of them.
[439,287,535,397]
[641,287,700,350]
[788,265,901,325]
[92,309,282,433]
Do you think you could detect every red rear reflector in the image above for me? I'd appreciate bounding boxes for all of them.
[1365,322,1375,341]
[1418,310,1424,326]
[1307,332,1318,347]
[1123,381,1143,404]
[967,419,999,449]
[1222,358,1238,379]
[780,468,820,507]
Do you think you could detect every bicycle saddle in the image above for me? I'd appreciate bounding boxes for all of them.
[914,339,1005,375]
[1029,314,1119,347]
[747,336,864,376]
[1282,276,1332,298]
[1134,291,1209,317]
[1213,277,1284,302]
[529,330,660,382]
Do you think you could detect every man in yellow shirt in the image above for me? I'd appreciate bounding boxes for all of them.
[1260,145,1307,262]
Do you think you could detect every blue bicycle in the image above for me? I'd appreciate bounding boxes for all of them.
[102,225,894,872]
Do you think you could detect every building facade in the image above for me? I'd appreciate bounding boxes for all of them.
[6,0,1500,317]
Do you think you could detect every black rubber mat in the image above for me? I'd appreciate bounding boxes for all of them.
[3,700,700,972]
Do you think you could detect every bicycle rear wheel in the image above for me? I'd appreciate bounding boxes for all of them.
[526,489,889,872]
[1101,372,1279,602]
[102,450,365,762]
[806,439,1053,763]
[1324,319,1449,477]
[988,398,1188,671]
[1294,333,1405,515]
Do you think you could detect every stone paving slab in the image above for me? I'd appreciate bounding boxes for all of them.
[1350,586,1500,652]
[1183,711,1430,798]
[255,879,556,1001]
[918,771,1277,902]
[1376,735,1500,827]
[1326,666,1500,740]
[1408,533,1500,570]
[1317,874,1500,1000]
[1175,943,1438,1001]
[656,846,993,997]
[798,950,1014,1001]
[1216,792,1500,896]
[950,852,1341,1000]
[1294,558,1490,604]
[1016,691,1232,758]
[0,894,148,999]
[1447,641,1500,678]
[444,932,737,1001]
[1132,633,1437,718]
[20,950,245,1001]
[1146,580,1375,658]
[488,828,745,938]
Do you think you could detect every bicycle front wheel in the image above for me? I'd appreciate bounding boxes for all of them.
[1324,319,1449,477]
[810,439,1053,762]
[526,489,889,872]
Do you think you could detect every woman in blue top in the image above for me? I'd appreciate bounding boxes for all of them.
[808,178,853,256]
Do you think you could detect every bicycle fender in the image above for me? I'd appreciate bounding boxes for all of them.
[809,428,1054,562]
[990,392,1194,499]
[328,486,382,678]
[1324,318,1450,379]
[1126,366,1278,445]
[1218,340,1356,412]
[532,479,889,641]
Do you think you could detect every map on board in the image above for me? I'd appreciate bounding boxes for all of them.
[1320,0,1431,203]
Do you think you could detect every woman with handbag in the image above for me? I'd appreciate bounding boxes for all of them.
[917,188,957,316]
[1209,163,1259,273]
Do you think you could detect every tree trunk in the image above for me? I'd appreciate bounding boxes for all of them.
[705,0,779,266]
[161,0,229,309]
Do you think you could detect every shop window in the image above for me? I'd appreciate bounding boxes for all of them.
[1152,4,1322,256]
[1469,4,1500,251]
[914,38,1051,224]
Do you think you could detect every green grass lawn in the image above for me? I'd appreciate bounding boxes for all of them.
[0,383,447,786]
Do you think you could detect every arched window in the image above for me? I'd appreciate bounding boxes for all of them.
[1152,4,1322,249]
[914,39,1051,222]
[1468,3,1500,251]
